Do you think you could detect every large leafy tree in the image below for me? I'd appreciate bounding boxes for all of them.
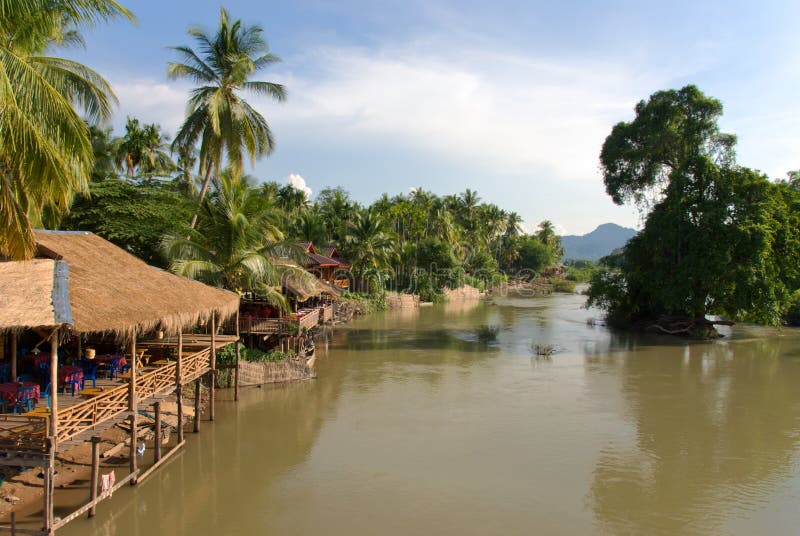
[0,0,134,259]
[168,8,286,229]
[63,177,194,266]
[589,85,800,331]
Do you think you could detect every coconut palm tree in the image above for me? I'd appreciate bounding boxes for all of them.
[114,117,176,178]
[343,210,397,293]
[168,8,286,229]
[163,170,306,307]
[0,0,134,259]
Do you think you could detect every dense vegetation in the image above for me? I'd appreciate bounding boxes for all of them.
[588,86,800,333]
[0,3,566,305]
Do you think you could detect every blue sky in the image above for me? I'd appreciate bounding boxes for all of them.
[67,0,800,234]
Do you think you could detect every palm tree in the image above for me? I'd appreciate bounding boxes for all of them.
[168,8,286,229]
[88,124,118,181]
[343,211,397,293]
[163,169,304,307]
[114,117,176,178]
[0,1,134,259]
[536,220,564,260]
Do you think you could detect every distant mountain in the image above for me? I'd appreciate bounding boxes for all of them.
[560,223,637,261]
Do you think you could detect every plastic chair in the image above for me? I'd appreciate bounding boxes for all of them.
[63,374,81,396]
[16,374,34,383]
[82,365,98,389]
[43,383,52,409]
[108,357,124,379]
[15,386,36,413]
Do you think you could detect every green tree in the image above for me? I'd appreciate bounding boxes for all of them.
[168,7,286,229]
[62,177,194,266]
[342,210,397,293]
[163,170,305,307]
[114,117,176,177]
[0,0,134,259]
[589,85,800,331]
[535,220,563,261]
[518,236,555,274]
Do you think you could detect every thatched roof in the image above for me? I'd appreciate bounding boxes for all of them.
[0,259,73,332]
[0,231,239,338]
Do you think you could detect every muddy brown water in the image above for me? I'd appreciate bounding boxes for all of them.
[58,293,800,535]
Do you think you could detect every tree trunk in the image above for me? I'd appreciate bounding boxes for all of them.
[189,163,215,230]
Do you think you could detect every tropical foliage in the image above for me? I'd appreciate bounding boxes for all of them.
[168,7,286,229]
[588,85,800,330]
[0,0,133,259]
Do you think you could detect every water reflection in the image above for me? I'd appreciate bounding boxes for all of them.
[588,337,800,535]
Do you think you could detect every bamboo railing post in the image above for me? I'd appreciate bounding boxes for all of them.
[193,380,201,433]
[176,332,184,444]
[153,402,162,463]
[234,310,240,402]
[9,333,16,382]
[129,333,137,484]
[89,436,101,517]
[209,314,216,421]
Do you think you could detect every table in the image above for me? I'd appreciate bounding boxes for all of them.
[0,381,41,409]
[79,387,104,399]
[23,406,51,417]
[93,354,127,366]
[151,360,170,366]
[58,366,84,391]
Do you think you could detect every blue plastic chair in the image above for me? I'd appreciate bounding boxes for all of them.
[108,357,124,380]
[82,365,98,389]
[42,383,52,409]
[16,374,34,383]
[15,386,36,413]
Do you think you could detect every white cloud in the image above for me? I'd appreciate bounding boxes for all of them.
[262,46,684,183]
[285,173,313,199]
[109,78,190,136]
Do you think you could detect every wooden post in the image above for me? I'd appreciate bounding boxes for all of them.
[234,310,240,402]
[176,331,184,444]
[153,402,162,463]
[9,332,16,382]
[209,314,216,421]
[43,441,54,534]
[128,332,137,484]
[193,379,201,433]
[49,332,58,445]
[89,436,101,517]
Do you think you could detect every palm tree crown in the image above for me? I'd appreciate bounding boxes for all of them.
[168,7,286,228]
[0,0,133,259]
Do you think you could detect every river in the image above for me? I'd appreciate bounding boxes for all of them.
[62,292,800,535]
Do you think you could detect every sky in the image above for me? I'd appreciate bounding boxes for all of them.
[66,0,800,234]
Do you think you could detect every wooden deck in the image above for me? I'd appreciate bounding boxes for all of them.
[0,337,236,457]
[237,307,325,336]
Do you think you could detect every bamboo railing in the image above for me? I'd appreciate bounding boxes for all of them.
[55,347,213,444]
[0,346,216,448]
[297,309,320,331]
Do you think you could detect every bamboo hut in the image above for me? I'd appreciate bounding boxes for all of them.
[0,230,240,534]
